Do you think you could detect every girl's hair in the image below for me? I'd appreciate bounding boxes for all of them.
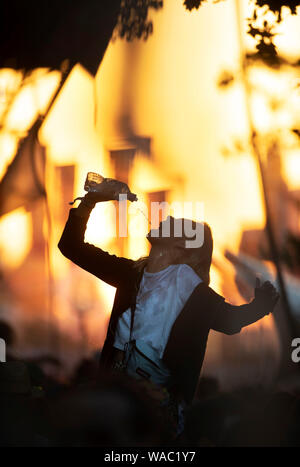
[184,222,213,285]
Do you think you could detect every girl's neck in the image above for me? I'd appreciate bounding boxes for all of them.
[146,245,174,273]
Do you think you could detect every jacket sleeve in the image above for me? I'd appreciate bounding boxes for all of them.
[211,298,271,335]
[58,207,135,288]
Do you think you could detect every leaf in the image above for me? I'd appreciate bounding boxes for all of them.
[255,1,300,19]
[217,70,235,88]
[292,129,300,139]
[183,0,203,11]
[253,38,280,66]
[115,0,163,41]
[248,26,263,38]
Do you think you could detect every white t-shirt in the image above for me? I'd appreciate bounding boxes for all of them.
[114,264,202,358]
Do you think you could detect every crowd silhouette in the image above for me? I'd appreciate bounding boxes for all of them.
[1,320,300,447]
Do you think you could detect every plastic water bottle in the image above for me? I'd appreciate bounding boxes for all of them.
[84,172,105,192]
[84,172,137,202]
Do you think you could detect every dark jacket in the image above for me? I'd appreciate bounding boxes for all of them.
[58,207,272,403]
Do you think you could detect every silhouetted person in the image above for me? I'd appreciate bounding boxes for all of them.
[58,181,279,436]
[0,320,15,361]
[47,376,169,446]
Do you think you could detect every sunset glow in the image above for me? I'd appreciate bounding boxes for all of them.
[0,0,299,368]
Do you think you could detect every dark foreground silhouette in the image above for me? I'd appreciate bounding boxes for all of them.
[0,346,300,447]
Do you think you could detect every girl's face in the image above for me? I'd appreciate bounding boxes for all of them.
[147,216,184,244]
[147,216,201,247]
